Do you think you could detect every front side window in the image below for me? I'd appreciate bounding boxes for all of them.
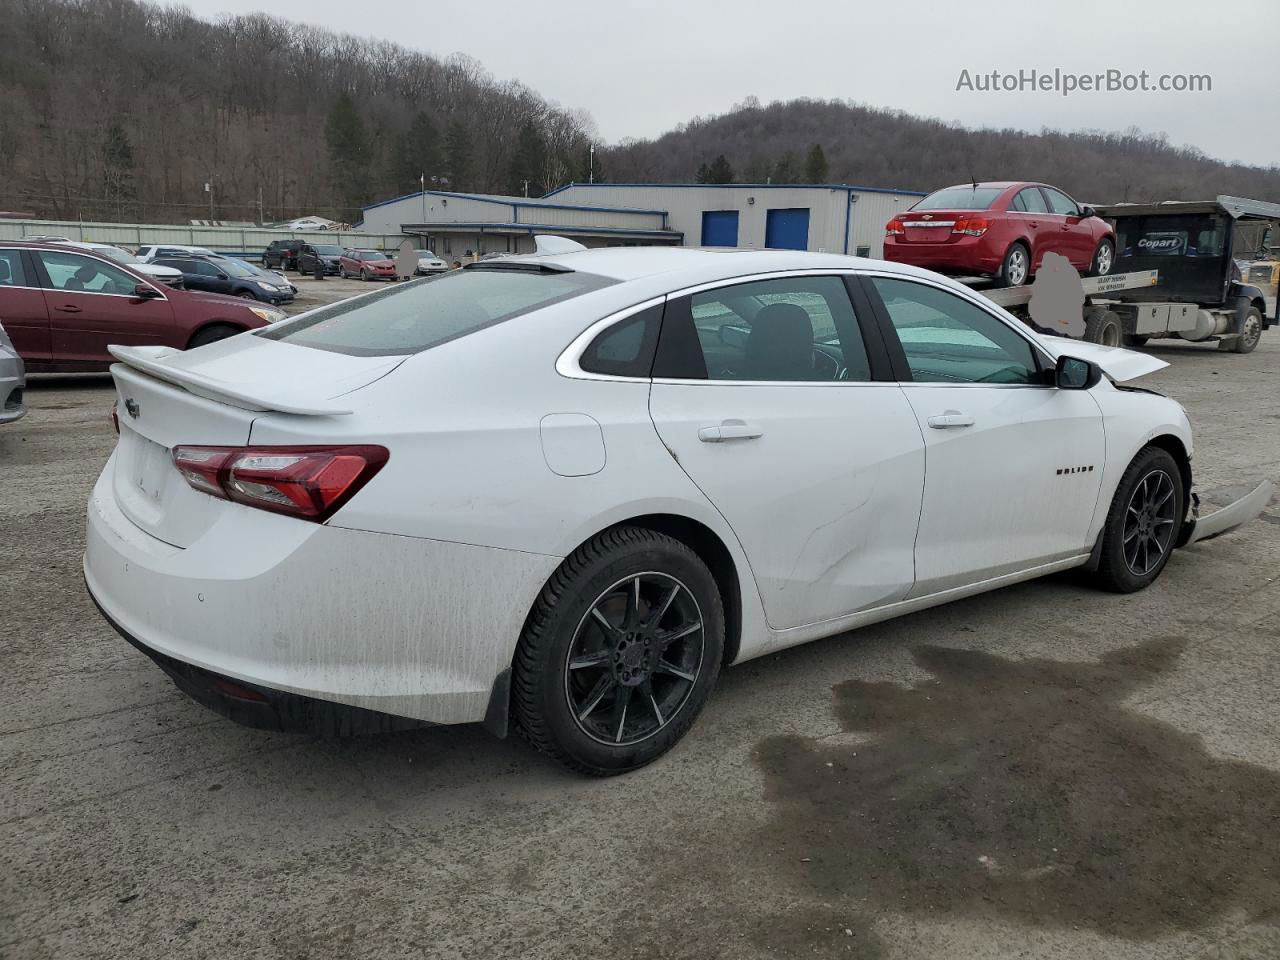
[871,277,1039,385]
[260,266,614,357]
[1042,188,1080,217]
[36,250,139,295]
[654,275,871,382]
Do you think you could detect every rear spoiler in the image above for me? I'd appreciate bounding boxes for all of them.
[108,345,354,416]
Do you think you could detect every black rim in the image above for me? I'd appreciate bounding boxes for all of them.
[1123,469,1177,576]
[564,572,704,746]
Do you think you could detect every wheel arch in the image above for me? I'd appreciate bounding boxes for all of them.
[184,320,247,349]
[1146,433,1192,509]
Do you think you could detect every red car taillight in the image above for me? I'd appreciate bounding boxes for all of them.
[952,216,991,237]
[885,217,905,237]
[171,445,389,522]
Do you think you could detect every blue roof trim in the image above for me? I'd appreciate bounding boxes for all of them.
[543,182,928,198]
[363,189,666,216]
[399,221,682,237]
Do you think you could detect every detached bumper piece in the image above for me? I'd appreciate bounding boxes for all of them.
[1177,480,1276,548]
[90,590,429,738]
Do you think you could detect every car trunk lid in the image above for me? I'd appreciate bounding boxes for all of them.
[901,210,964,244]
[108,334,405,547]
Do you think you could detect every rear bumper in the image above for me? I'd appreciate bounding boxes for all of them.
[84,458,560,728]
[883,236,1002,275]
[0,350,25,423]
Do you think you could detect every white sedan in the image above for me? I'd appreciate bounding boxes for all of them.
[84,244,1270,775]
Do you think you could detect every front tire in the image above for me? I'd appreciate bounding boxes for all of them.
[1089,239,1115,277]
[187,323,242,349]
[1225,306,1263,354]
[993,242,1030,288]
[512,526,725,776]
[1090,446,1184,593]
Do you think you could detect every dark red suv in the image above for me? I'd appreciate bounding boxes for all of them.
[883,181,1116,287]
[0,241,283,371]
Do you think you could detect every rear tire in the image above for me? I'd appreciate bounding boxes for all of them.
[512,526,725,776]
[993,242,1030,288]
[1089,239,1115,277]
[187,323,241,349]
[1090,446,1184,593]
[1084,310,1124,346]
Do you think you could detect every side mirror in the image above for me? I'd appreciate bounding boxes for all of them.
[132,283,161,300]
[1079,205,1096,219]
[1055,354,1102,390]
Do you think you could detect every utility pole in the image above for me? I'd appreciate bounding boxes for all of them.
[421,173,426,222]
[521,179,530,198]
[256,185,264,226]
[204,179,215,224]
[589,144,595,185]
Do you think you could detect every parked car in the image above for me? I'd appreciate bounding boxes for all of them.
[263,239,306,271]
[414,248,449,275]
[82,245,1270,776]
[0,241,284,371]
[283,216,335,231]
[152,254,295,305]
[339,248,396,280]
[135,244,216,262]
[0,319,25,424]
[297,243,345,276]
[56,241,185,288]
[884,181,1117,287]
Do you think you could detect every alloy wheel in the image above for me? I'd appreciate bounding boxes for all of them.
[564,572,704,746]
[1096,243,1113,275]
[1007,248,1028,285]
[1122,469,1177,576]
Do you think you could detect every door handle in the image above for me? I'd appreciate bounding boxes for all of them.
[927,412,975,429]
[54,304,82,313]
[698,419,763,443]
[1029,220,1039,227]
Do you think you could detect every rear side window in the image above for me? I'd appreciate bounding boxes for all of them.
[579,304,662,377]
[260,266,615,357]
[0,249,28,286]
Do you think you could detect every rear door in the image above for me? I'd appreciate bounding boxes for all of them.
[0,248,52,364]
[864,273,1104,596]
[32,249,175,367]
[648,273,925,630]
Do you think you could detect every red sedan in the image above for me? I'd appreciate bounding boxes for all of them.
[883,181,1116,287]
[0,241,283,372]
[339,249,397,281]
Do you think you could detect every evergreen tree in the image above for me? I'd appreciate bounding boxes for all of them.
[444,120,472,191]
[772,151,799,183]
[507,121,546,196]
[101,119,135,218]
[695,161,710,184]
[804,143,829,183]
[392,111,440,194]
[706,154,734,184]
[326,92,370,210]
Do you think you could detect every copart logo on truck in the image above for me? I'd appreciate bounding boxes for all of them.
[1137,232,1187,255]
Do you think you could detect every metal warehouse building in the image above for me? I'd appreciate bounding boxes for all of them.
[359,182,925,259]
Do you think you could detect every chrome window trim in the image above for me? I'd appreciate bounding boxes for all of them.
[14,247,170,303]
[556,296,665,382]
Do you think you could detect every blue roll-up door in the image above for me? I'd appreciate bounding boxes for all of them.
[764,208,810,250]
[701,210,739,247]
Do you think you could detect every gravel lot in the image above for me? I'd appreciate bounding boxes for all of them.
[2,325,1278,959]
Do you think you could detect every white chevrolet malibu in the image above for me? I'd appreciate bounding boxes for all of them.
[84,244,1269,775]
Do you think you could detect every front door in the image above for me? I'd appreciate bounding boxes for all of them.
[865,274,1105,596]
[648,273,925,630]
[1041,186,1095,270]
[32,249,175,367]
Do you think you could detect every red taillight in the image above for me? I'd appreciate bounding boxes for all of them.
[110,401,119,434]
[885,217,905,237]
[952,216,991,237]
[171,445,389,522]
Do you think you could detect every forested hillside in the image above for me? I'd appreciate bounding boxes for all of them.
[2,1,1277,226]
[604,97,1280,204]
[0,0,595,223]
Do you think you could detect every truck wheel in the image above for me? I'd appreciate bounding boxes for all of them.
[992,243,1030,288]
[1228,306,1262,354]
[1088,239,1115,277]
[1085,310,1123,346]
[1090,446,1184,593]
[512,526,724,776]
[1125,334,1149,348]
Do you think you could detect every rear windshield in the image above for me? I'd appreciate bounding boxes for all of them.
[259,266,615,356]
[914,186,1005,211]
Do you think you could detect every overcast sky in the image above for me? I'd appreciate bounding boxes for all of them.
[186,0,1278,168]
